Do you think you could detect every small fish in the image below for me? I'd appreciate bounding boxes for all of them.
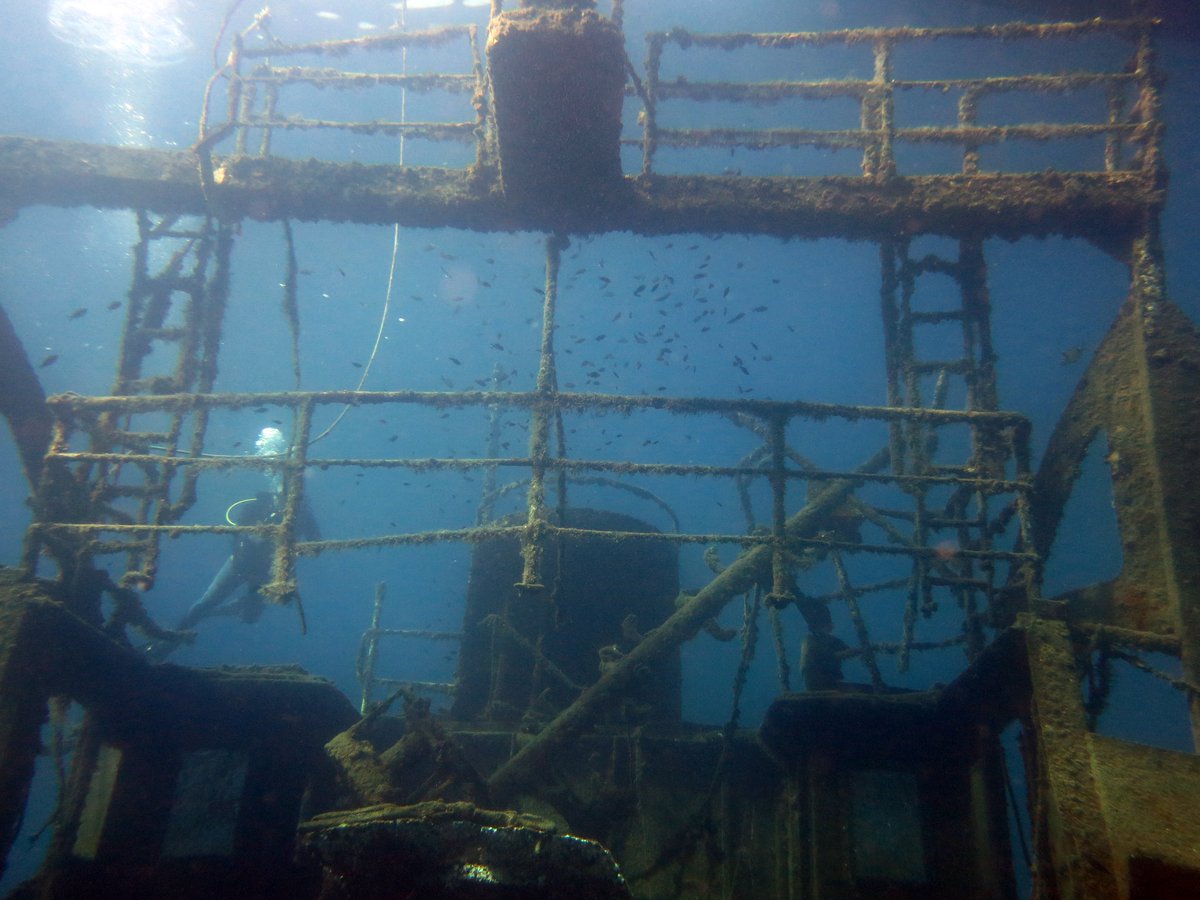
[106,301,122,311]
[39,353,59,368]
[490,342,504,351]
[727,313,746,324]
[753,305,768,313]
[351,361,363,368]
[448,356,462,366]
[68,307,88,320]
[336,266,347,277]
[1060,345,1086,365]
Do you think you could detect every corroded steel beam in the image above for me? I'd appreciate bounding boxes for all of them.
[0,136,1159,240]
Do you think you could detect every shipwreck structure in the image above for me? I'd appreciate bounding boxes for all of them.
[1,0,1199,897]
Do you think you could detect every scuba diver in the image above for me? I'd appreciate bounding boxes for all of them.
[147,427,319,658]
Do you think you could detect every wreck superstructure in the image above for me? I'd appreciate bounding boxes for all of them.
[1,0,1199,897]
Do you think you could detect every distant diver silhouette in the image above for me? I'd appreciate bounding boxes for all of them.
[147,427,319,659]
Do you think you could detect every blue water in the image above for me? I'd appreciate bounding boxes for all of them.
[1,1,1199,892]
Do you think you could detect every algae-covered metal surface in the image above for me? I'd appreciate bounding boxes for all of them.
[2,1,1200,898]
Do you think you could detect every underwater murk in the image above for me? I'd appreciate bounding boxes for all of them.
[1,1,1199,898]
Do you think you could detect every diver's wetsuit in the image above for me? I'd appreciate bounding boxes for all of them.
[176,491,320,631]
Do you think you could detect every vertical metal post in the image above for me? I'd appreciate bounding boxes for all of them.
[959,86,981,175]
[268,397,313,605]
[518,234,565,591]
[642,35,662,177]
[360,583,386,713]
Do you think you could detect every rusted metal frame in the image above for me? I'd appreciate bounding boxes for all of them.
[1104,79,1127,173]
[959,236,1003,653]
[264,396,313,603]
[733,441,817,533]
[871,38,895,181]
[765,413,796,607]
[650,19,1150,52]
[162,222,232,541]
[468,23,488,171]
[650,122,1135,153]
[802,575,912,604]
[194,30,246,171]
[959,238,999,420]
[1130,217,1200,743]
[518,235,565,591]
[654,79,869,103]
[376,628,461,640]
[959,84,981,175]
[237,25,475,60]
[476,383,505,526]
[1069,621,1180,655]
[895,236,930,673]
[44,450,1034,494]
[1023,616,1122,898]
[371,677,456,695]
[1110,647,1200,700]
[832,549,884,688]
[1132,21,1164,178]
[39,520,1038,567]
[855,634,965,656]
[482,613,585,695]
[898,491,928,673]
[641,33,663,176]
[655,71,1134,105]
[945,484,989,660]
[105,216,216,585]
[486,447,891,799]
[215,25,479,159]
[358,582,386,712]
[234,74,256,155]
[880,241,906,481]
[45,386,1032,427]
[897,243,927,473]
[769,605,791,691]
[233,117,478,140]
[483,472,680,531]
[258,79,279,157]
[239,69,477,92]
[849,493,999,647]
[20,418,77,577]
